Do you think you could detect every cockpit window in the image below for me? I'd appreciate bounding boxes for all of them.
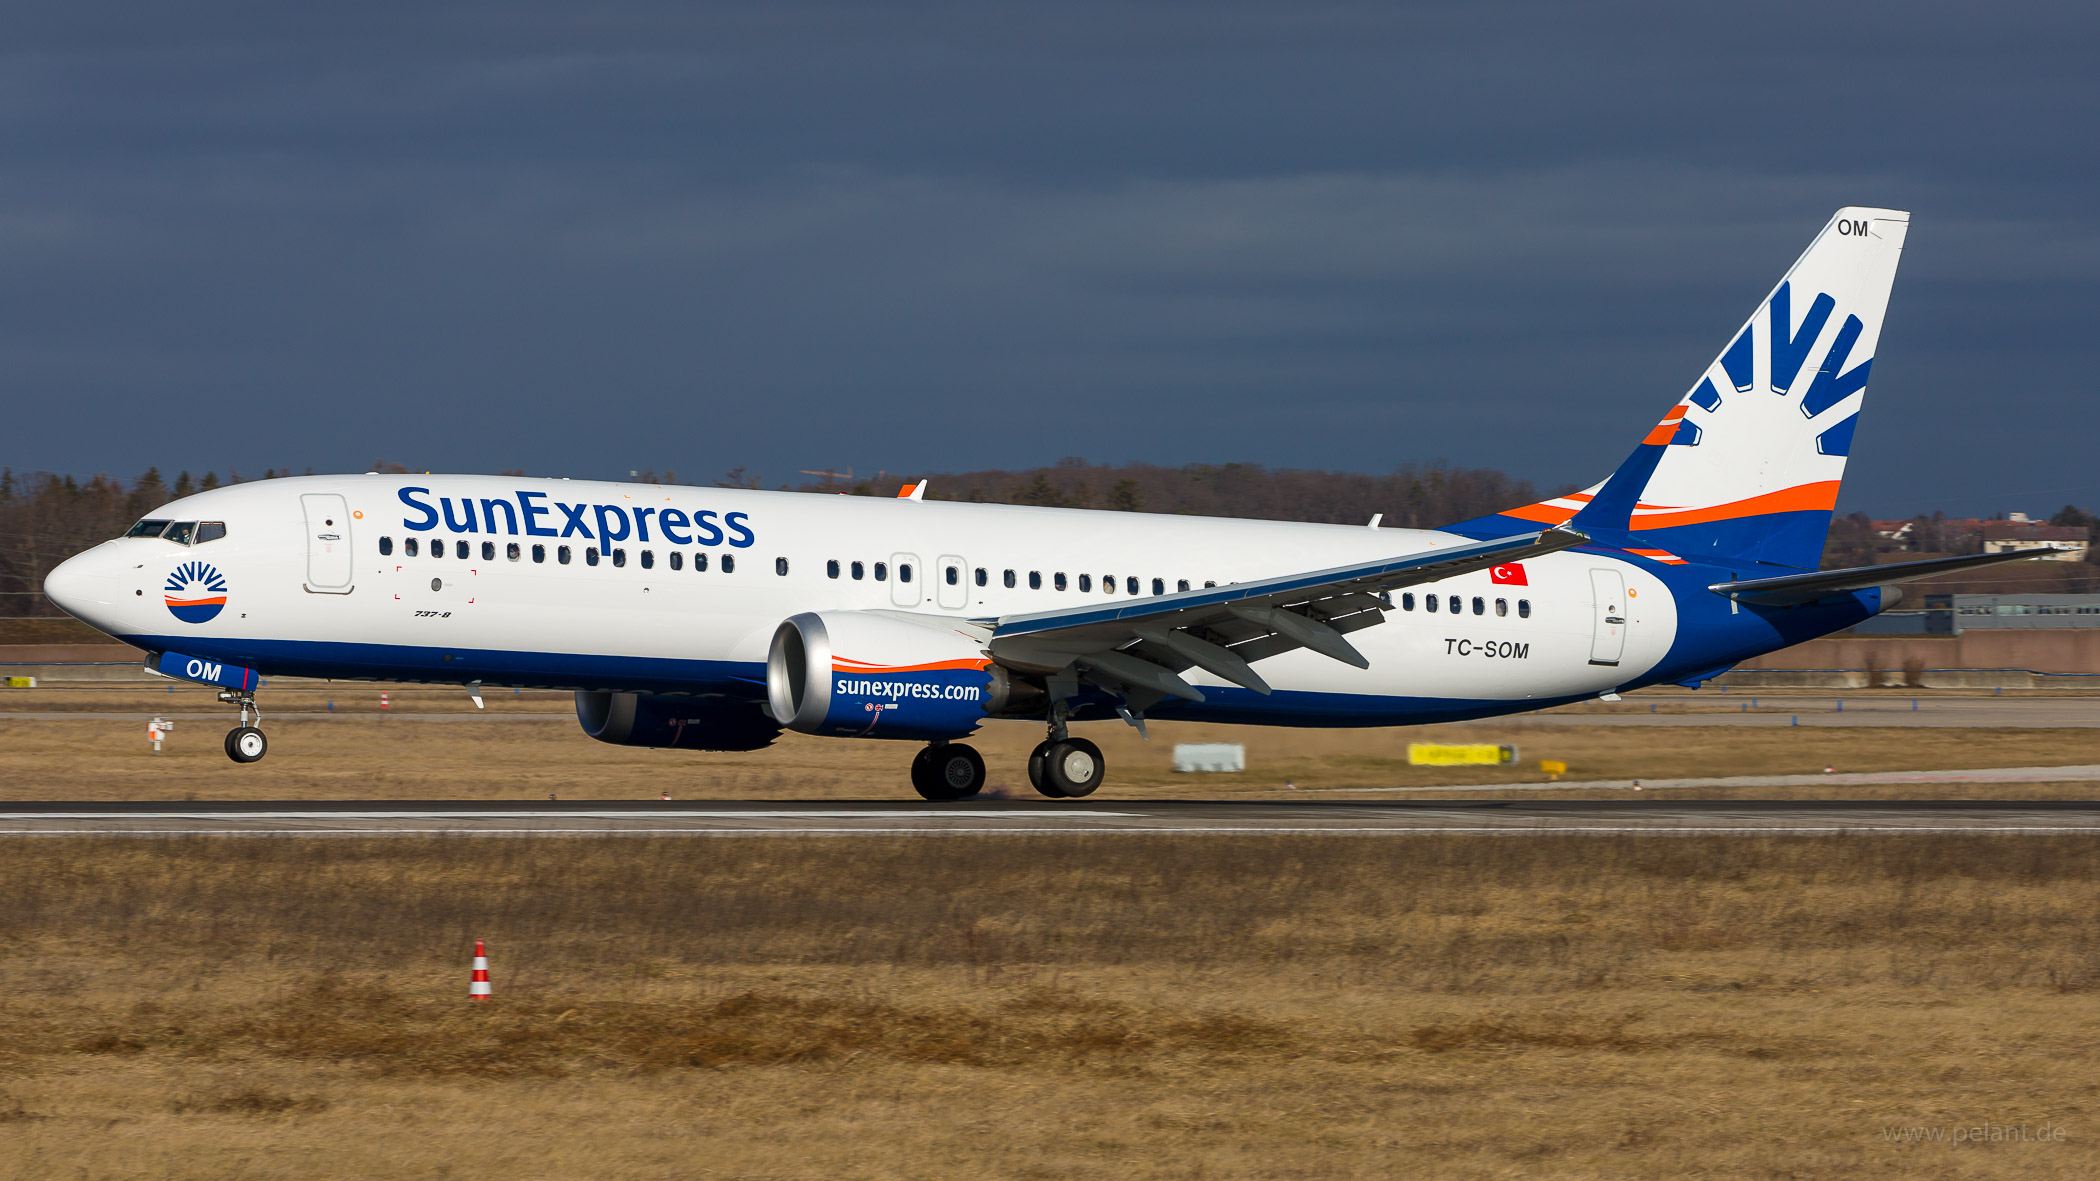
[162,522,198,545]
[126,519,172,538]
[195,522,227,543]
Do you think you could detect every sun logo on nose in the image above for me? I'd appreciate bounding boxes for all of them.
[164,560,229,624]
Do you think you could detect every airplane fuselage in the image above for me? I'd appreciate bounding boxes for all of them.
[48,474,1877,730]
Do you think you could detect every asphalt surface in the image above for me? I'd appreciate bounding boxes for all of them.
[4,799,2097,835]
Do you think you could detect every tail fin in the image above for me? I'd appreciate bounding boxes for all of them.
[1451,207,1910,569]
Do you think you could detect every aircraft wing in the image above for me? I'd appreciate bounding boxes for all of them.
[986,527,1589,704]
[1709,549,2066,607]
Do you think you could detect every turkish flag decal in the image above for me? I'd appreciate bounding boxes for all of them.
[1489,563,1528,585]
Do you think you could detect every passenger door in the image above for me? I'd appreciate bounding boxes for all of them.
[301,493,355,594]
[1588,568,1625,666]
[935,553,969,610]
[890,552,923,608]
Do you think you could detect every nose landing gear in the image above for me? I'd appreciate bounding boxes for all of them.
[219,690,268,763]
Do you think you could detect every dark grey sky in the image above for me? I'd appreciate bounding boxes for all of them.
[3,2,2094,515]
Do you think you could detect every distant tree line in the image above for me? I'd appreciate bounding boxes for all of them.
[794,457,1547,530]
[4,459,2094,616]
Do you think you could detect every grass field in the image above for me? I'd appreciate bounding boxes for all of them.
[1,834,2095,1178]
[4,684,2100,801]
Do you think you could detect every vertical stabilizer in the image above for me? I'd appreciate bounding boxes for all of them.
[1452,208,1909,569]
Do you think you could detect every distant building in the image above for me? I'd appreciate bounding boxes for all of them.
[1979,522,2088,562]
[1857,593,2100,634]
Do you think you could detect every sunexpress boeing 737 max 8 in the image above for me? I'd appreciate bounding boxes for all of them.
[42,208,2052,798]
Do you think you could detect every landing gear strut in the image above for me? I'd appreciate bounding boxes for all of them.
[220,690,267,764]
[1029,702,1105,798]
[911,742,986,801]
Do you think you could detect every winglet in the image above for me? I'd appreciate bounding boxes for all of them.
[898,480,927,500]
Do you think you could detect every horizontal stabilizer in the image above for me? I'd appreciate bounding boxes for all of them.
[1709,549,2065,606]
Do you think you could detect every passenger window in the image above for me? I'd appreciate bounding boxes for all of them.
[1426,594,1439,613]
[640,550,654,569]
[380,536,394,556]
[533,544,546,563]
[722,554,735,574]
[1029,571,1041,589]
[482,541,496,561]
[196,522,227,543]
[974,568,987,587]
[1152,578,1164,596]
[406,538,420,557]
[1054,573,1067,591]
[456,540,469,559]
[613,548,627,567]
[874,562,888,581]
[945,565,959,585]
[1178,580,1190,592]
[126,519,172,538]
[1100,574,1112,593]
[1472,596,1485,615]
[1078,574,1092,592]
[1128,576,1140,595]
[670,552,683,571]
[507,542,520,561]
[827,560,840,579]
[851,561,864,580]
[558,545,571,565]
[776,557,789,576]
[1495,598,1507,617]
[899,564,913,583]
[1448,595,1461,614]
[163,522,197,545]
[1204,581,1216,589]
[1518,599,1531,618]
[430,539,443,559]
[586,547,600,566]
[694,552,708,572]
[1401,593,1414,611]
[1004,569,1016,588]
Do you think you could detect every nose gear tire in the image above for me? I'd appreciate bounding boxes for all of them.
[225,726,267,764]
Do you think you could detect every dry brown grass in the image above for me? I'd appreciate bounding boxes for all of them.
[2,682,2098,800]
[1,835,2097,1177]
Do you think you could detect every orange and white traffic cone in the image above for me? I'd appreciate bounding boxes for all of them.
[380,692,391,710]
[469,939,492,1000]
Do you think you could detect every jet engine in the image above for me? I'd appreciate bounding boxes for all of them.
[766,611,1041,740]
[574,690,781,751]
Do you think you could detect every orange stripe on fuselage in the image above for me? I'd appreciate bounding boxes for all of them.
[1626,481,1841,529]
[1497,481,1840,532]
[832,657,990,675]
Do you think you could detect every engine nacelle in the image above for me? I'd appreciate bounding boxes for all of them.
[574,691,781,751]
[767,611,1039,740]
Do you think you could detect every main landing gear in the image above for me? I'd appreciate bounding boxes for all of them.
[911,742,987,801]
[1028,704,1105,798]
[221,690,268,764]
[907,706,1110,802]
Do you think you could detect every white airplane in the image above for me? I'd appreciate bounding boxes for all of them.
[42,208,2045,798]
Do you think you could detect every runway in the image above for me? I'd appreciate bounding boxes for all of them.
[4,799,2098,835]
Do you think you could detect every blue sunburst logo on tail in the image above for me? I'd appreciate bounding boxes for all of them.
[165,561,228,623]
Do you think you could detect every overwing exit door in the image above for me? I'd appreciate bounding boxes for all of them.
[301,493,355,593]
[1588,568,1625,666]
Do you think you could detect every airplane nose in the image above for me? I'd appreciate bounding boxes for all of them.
[43,548,118,623]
